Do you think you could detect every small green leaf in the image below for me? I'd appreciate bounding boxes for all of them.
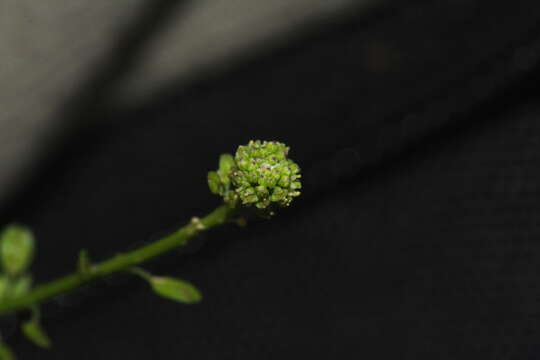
[21,308,51,349]
[149,277,202,304]
[0,343,15,360]
[128,268,202,304]
[0,225,34,276]
[77,249,91,274]
[22,321,51,349]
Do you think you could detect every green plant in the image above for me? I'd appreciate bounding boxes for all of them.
[0,140,301,358]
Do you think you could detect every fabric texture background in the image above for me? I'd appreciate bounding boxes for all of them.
[3,0,540,358]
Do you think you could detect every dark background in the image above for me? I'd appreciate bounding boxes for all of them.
[4,0,540,358]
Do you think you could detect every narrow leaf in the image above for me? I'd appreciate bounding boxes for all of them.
[22,321,51,349]
[0,225,34,275]
[150,277,202,304]
[0,343,15,360]
[21,308,51,349]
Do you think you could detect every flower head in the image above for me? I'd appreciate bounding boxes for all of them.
[208,140,301,215]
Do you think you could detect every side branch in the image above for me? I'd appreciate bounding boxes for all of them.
[0,205,232,315]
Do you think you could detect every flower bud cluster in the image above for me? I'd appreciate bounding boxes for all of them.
[208,140,301,214]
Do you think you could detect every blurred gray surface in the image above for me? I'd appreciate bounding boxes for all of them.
[0,0,376,203]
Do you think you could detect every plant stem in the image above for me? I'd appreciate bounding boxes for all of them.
[0,204,233,315]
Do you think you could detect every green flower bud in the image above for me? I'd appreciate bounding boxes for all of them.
[0,225,35,276]
[208,140,301,215]
[207,171,221,195]
[218,154,235,186]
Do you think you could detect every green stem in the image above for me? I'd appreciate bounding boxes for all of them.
[0,204,233,315]
[126,267,152,281]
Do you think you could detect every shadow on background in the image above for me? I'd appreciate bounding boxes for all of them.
[0,0,194,222]
[0,0,407,222]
